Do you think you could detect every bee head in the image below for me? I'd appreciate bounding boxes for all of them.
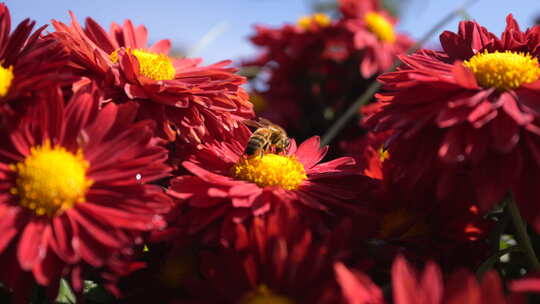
[280,137,291,152]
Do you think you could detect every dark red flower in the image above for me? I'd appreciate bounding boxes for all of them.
[167,124,376,242]
[0,84,172,299]
[51,13,253,143]
[367,15,540,231]
[336,255,524,304]
[197,203,348,303]
[0,4,70,114]
[245,14,374,141]
[340,122,492,273]
[340,0,413,77]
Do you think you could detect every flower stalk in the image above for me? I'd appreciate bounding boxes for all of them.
[507,197,540,270]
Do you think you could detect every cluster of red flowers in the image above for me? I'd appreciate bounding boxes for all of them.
[245,0,411,142]
[1,0,540,303]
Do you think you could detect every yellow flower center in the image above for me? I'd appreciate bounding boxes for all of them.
[377,146,389,162]
[9,140,93,217]
[241,285,295,304]
[364,12,396,43]
[0,65,14,97]
[297,13,331,30]
[110,48,176,81]
[463,50,540,91]
[231,154,307,190]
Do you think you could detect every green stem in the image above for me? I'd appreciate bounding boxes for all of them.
[320,0,480,146]
[476,246,520,278]
[507,198,540,270]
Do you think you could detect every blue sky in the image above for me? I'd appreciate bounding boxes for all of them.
[5,0,540,64]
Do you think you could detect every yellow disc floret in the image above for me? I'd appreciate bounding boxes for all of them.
[463,50,540,91]
[297,13,331,30]
[364,12,396,43]
[232,154,307,190]
[241,285,295,304]
[378,146,389,162]
[110,48,176,81]
[9,140,93,217]
[0,65,14,97]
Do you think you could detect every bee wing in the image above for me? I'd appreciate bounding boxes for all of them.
[257,117,274,126]
[242,118,266,129]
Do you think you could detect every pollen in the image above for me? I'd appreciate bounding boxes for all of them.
[110,48,176,81]
[9,140,93,217]
[232,154,307,190]
[463,50,540,91]
[240,285,295,304]
[364,12,396,43]
[377,146,389,162]
[297,13,331,30]
[0,65,14,97]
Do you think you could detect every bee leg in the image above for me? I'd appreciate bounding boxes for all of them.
[261,142,270,157]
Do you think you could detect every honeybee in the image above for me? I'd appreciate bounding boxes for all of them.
[243,118,290,157]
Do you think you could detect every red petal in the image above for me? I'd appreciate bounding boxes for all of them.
[501,92,534,125]
[17,220,47,270]
[0,206,25,253]
[295,136,328,169]
[392,256,419,304]
[452,62,478,89]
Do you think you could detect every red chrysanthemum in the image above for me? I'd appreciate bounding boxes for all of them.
[167,124,376,242]
[197,203,348,303]
[51,13,253,143]
[245,14,375,141]
[335,255,524,304]
[367,15,540,230]
[0,84,172,299]
[340,127,492,273]
[0,4,70,113]
[339,0,413,77]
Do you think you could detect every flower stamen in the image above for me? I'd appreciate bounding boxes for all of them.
[0,65,14,97]
[232,154,307,190]
[463,50,540,91]
[110,48,176,81]
[9,140,93,217]
[364,12,396,43]
[297,13,331,30]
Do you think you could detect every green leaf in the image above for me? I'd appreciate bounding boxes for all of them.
[55,279,76,304]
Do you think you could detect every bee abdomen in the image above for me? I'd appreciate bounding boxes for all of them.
[245,136,266,155]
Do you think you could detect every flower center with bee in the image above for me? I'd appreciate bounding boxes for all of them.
[297,13,331,30]
[110,47,176,81]
[463,50,540,91]
[364,12,396,43]
[9,140,93,217]
[232,154,307,190]
[0,65,14,97]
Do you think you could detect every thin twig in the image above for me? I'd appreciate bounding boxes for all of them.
[507,198,540,270]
